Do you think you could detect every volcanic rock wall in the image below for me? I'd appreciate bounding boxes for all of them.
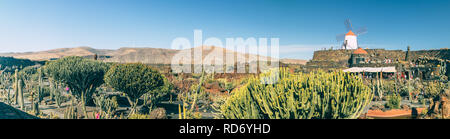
[307,48,449,68]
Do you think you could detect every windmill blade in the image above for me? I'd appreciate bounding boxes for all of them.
[344,19,353,31]
[336,33,346,42]
[355,27,368,35]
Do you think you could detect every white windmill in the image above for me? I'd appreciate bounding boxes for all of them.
[336,19,368,49]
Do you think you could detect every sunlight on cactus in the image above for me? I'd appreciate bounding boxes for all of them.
[221,68,373,119]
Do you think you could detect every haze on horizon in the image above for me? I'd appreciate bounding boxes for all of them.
[0,0,449,60]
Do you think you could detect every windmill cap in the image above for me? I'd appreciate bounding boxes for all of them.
[353,48,368,54]
[346,30,356,36]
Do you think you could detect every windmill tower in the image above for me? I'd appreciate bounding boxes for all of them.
[336,19,367,49]
[343,30,358,49]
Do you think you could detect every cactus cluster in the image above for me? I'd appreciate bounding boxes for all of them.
[385,93,402,109]
[93,94,118,119]
[49,80,63,108]
[221,68,373,119]
[0,70,13,105]
[177,71,207,119]
[64,98,78,119]
[104,63,165,115]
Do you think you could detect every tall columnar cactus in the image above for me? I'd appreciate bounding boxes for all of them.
[18,79,24,110]
[49,80,64,108]
[45,56,108,118]
[64,104,78,119]
[38,68,43,100]
[221,68,373,119]
[190,71,205,112]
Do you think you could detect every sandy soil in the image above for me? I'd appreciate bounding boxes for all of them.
[366,108,425,118]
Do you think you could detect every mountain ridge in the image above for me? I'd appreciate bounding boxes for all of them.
[0,46,307,65]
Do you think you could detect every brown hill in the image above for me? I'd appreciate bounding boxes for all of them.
[0,46,113,61]
[0,46,306,65]
[280,58,308,65]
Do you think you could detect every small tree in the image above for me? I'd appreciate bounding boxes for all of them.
[105,63,164,115]
[44,56,108,117]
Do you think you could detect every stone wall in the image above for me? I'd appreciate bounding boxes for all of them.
[311,49,353,62]
[307,48,450,68]
[409,49,450,61]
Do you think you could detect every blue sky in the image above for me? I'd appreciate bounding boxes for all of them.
[0,0,449,59]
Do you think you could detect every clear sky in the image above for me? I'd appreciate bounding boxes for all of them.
[1,0,449,59]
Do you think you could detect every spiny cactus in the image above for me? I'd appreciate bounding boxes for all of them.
[221,68,373,119]
[64,98,78,119]
[48,78,65,108]
[190,71,206,112]
[32,99,39,116]
[14,69,18,105]
[0,71,13,105]
[385,93,402,109]
[93,94,119,119]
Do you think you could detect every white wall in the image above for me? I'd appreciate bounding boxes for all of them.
[342,35,358,49]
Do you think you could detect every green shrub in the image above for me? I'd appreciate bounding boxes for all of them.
[221,68,373,119]
[104,63,164,115]
[143,77,173,111]
[382,80,397,94]
[385,93,402,109]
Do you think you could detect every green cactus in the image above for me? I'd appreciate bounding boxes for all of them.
[385,93,402,109]
[45,56,108,118]
[14,69,18,105]
[221,68,373,119]
[104,63,164,116]
[93,94,118,119]
[32,99,39,116]
[48,78,64,108]
[0,71,13,105]
[64,98,78,119]
[190,71,205,112]
[18,78,24,110]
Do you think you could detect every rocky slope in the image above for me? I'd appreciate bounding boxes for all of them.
[0,46,307,65]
